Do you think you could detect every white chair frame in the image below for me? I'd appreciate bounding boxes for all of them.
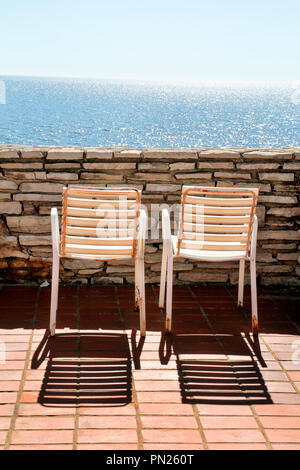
[159,186,259,335]
[50,186,147,337]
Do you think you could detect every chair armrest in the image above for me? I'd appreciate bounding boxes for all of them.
[51,207,60,258]
[137,208,147,258]
[250,214,258,261]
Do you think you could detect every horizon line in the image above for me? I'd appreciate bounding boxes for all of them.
[0,73,297,87]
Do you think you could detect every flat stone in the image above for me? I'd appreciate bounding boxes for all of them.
[175,172,212,180]
[45,163,81,169]
[273,184,299,192]
[258,230,300,240]
[77,269,103,275]
[0,162,43,170]
[0,193,10,200]
[20,182,64,193]
[20,150,44,159]
[198,150,241,160]
[243,151,294,160]
[216,181,271,192]
[259,173,294,182]
[198,162,235,169]
[6,216,50,233]
[0,235,18,246]
[277,253,299,261]
[283,162,300,170]
[257,264,293,273]
[0,150,19,159]
[178,272,228,282]
[143,150,197,161]
[145,184,181,193]
[46,172,78,181]
[169,162,196,171]
[262,243,297,250]
[267,208,300,217]
[47,149,83,160]
[114,150,142,159]
[0,201,22,214]
[259,195,297,204]
[91,276,124,285]
[237,163,280,170]
[62,259,104,270]
[83,163,136,170]
[0,246,28,259]
[138,162,169,171]
[0,179,18,190]
[14,193,62,202]
[80,173,124,181]
[214,172,251,179]
[106,266,135,273]
[4,171,46,181]
[85,150,113,160]
[19,235,52,246]
[128,173,172,182]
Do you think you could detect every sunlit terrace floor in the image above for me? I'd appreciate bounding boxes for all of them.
[0,284,300,450]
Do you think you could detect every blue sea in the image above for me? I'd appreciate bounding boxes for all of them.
[0,76,300,148]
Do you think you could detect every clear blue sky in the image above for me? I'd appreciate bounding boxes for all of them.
[0,0,299,82]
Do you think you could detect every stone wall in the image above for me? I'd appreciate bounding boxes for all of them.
[0,145,300,286]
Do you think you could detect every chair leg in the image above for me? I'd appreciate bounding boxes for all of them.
[49,253,59,336]
[165,252,173,334]
[138,258,146,337]
[250,258,258,335]
[159,244,168,308]
[238,259,245,308]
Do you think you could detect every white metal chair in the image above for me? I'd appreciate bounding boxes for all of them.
[159,186,259,335]
[50,186,147,337]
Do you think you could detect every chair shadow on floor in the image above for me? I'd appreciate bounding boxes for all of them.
[173,332,273,405]
[31,331,132,407]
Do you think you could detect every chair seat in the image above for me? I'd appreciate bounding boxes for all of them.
[171,236,246,261]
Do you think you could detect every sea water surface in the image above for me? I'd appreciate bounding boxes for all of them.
[0,76,299,148]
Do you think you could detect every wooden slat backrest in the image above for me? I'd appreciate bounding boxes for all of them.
[60,186,141,260]
[177,186,259,257]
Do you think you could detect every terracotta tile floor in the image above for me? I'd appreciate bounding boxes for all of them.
[0,284,300,450]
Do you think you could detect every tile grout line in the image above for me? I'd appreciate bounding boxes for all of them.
[152,285,208,450]
[224,285,273,450]
[115,286,144,451]
[4,286,41,450]
[73,285,81,451]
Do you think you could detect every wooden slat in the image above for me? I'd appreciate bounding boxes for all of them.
[67,188,138,199]
[65,235,133,246]
[66,216,135,228]
[66,226,134,237]
[182,232,248,242]
[184,204,252,216]
[65,244,132,256]
[183,214,250,225]
[185,196,253,207]
[67,197,137,209]
[183,222,249,234]
[66,207,137,219]
[62,254,132,260]
[179,248,246,259]
[181,240,247,251]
